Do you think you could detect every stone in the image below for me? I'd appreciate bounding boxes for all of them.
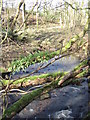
[40,93,50,100]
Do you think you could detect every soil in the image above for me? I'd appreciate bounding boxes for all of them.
[0,24,88,70]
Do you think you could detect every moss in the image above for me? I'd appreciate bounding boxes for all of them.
[2,60,89,119]
[1,71,65,87]
[83,112,90,120]
[2,88,44,119]
[81,70,88,76]
[3,59,88,87]
[2,59,88,88]
[2,72,69,119]
[65,41,71,49]
[2,75,62,119]
[77,69,88,78]
[62,47,67,53]
[73,59,87,71]
[0,68,6,73]
[62,34,80,53]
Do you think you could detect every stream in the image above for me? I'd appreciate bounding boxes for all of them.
[11,55,80,79]
[0,55,89,119]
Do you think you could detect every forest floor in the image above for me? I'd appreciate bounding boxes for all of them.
[0,22,89,119]
[0,23,88,71]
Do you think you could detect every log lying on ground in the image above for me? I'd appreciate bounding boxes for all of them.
[58,64,89,86]
[5,41,87,88]
[2,77,61,119]
[1,59,88,120]
[1,72,64,89]
[58,57,89,86]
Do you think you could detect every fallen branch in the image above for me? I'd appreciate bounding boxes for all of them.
[1,59,88,119]
[1,80,58,119]
[8,40,87,86]
[8,37,30,54]
[58,65,87,86]
[0,32,7,45]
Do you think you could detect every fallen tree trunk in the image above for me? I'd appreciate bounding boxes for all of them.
[1,78,60,119]
[1,59,88,120]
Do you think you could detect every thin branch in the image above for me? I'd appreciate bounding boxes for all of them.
[8,37,30,54]
[5,40,87,88]
[63,0,90,11]
[0,31,7,45]
[17,1,38,31]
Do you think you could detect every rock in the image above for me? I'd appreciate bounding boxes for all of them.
[29,108,34,112]
[40,93,50,100]
[53,109,73,119]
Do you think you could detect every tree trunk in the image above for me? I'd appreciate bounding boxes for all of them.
[22,2,26,30]
[36,1,39,29]
[11,0,24,29]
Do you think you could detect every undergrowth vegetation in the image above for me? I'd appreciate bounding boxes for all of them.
[8,50,60,72]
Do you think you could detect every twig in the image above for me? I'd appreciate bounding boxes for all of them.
[7,40,87,87]
[0,88,27,94]
[63,0,90,11]
[0,32,7,45]
[8,37,30,54]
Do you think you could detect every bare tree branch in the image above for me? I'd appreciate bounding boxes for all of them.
[63,0,90,11]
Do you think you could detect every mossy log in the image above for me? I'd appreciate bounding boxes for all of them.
[1,72,65,89]
[1,59,88,120]
[58,63,88,86]
[2,77,61,119]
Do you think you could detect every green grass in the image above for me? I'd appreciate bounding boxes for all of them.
[8,26,85,73]
[8,50,60,72]
[0,68,6,73]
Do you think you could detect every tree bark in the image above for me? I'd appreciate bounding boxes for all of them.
[11,0,24,29]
